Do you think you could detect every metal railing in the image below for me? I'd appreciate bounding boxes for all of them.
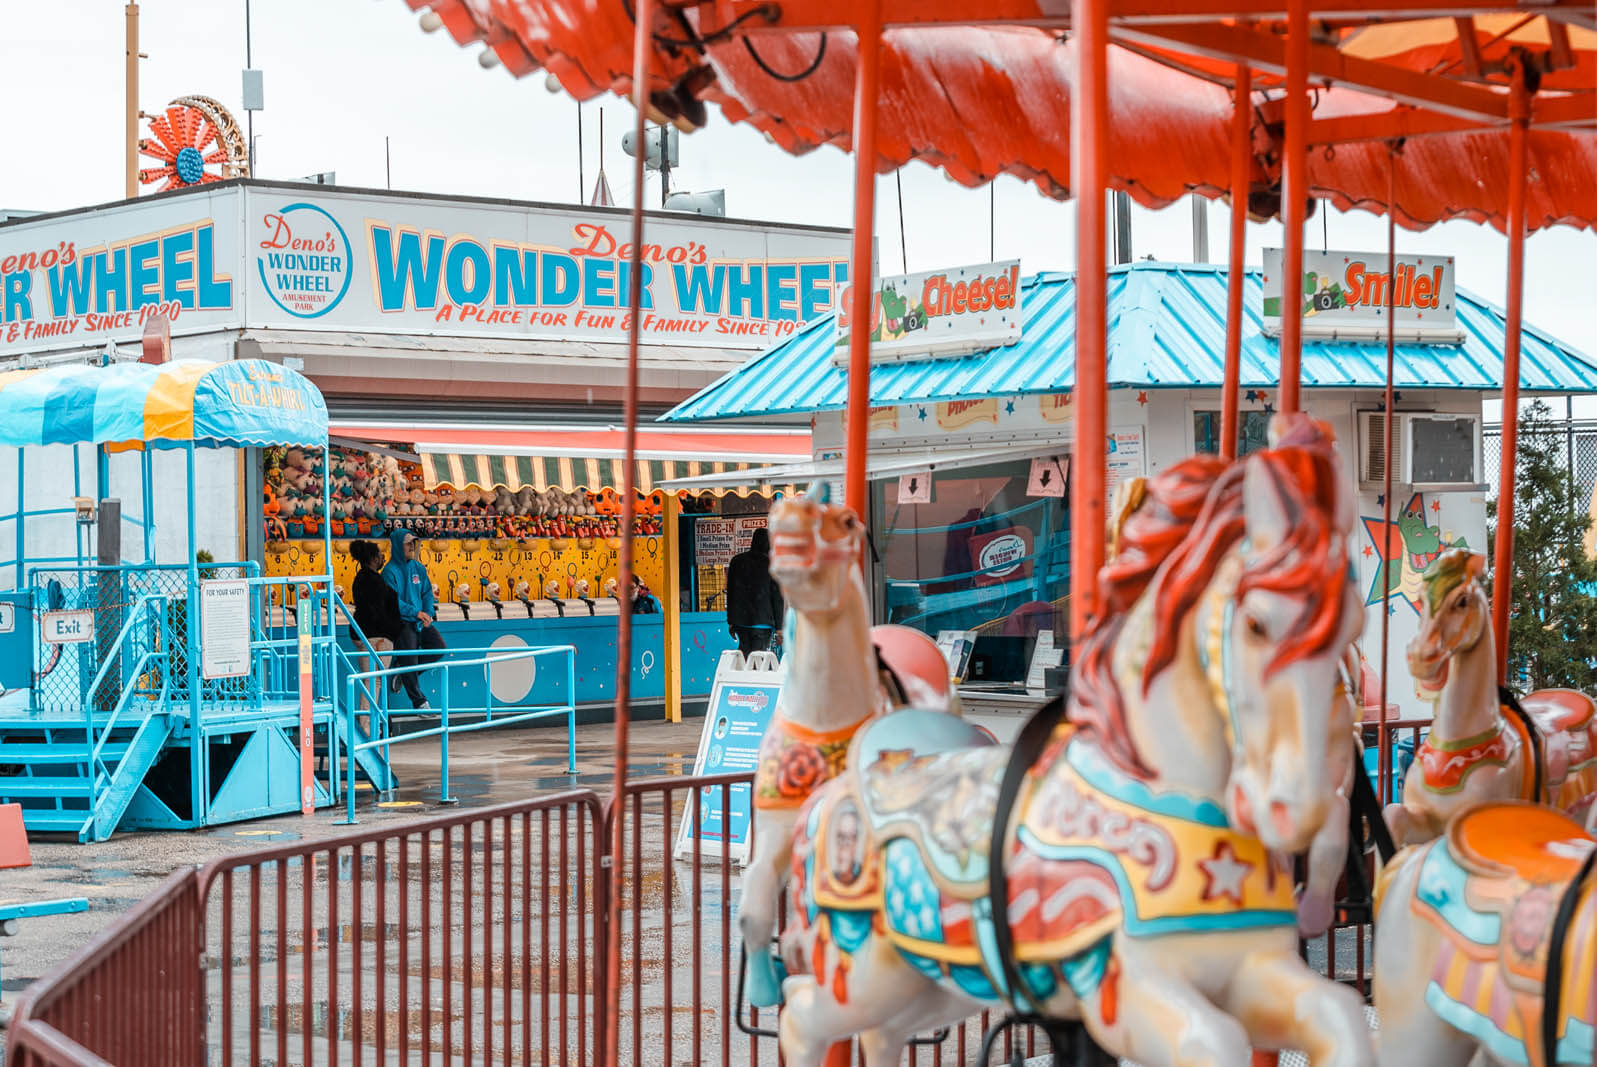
[340,644,578,822]
[3,741,1426,1066]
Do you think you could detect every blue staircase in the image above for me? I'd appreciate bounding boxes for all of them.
[0,714,174,842]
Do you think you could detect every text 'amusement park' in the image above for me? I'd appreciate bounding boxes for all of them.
[2,1,1596,1065]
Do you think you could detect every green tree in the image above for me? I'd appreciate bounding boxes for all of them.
[1487,399,1597,691]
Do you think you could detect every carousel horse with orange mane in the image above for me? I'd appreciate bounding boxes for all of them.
[739,487,960,1009]
[775,416,1374,1067]
[1385,548,1597,848]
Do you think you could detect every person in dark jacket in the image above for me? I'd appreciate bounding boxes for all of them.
[383,527,445,709]
[628,574,661,614]
[349,541,402,643]
[725,527,784,656]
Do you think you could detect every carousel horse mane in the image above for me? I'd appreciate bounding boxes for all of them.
[1071,418,1354,781]
[1070,454,1233,779]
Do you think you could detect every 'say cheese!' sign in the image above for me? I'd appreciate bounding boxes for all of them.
[834,260,1023,364]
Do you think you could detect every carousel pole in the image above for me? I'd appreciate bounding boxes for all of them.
[1377,146,1398,805]
[1069,0,1109,641]
[1221,63,1252,461]
[1492,68,1531,681]
[1279,0,1310,413]
[843,0,883,524]
[605,0,651,1061]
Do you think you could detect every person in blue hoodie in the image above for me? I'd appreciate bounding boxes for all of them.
[383,528,445,708]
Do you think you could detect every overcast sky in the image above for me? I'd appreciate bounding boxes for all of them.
[4,1,1593,415]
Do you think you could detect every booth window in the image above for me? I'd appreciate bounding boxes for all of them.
[1194,410,1271,457]
[872,458,1069,675]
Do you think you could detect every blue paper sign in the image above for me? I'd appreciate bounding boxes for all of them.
[675,666,781,864]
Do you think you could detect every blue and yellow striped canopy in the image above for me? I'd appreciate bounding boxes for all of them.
[0,359,327,449]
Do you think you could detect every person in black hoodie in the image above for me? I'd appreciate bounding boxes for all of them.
[349,540,402,646]
[725,527,784,656]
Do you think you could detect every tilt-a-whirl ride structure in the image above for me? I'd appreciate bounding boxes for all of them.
[6,1,1597,1066]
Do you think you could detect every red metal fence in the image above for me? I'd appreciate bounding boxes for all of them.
[5,733,1424,1066]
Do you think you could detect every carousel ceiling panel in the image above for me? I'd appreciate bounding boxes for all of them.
[663,262,1597,422]
[402,1,1597,231]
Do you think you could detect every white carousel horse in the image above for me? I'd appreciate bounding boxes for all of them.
[777,419,1374,1067]
[1385,548,1597,848]
[739,490,959,1008]
[1373,800,1596,1066]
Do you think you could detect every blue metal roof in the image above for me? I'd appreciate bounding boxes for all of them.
[662,262,1597,422]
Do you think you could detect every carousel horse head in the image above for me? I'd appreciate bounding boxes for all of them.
[1407,547,1489,698]
[1215,416,1363,852]
[1079,414,1361,853]
[767,487,865,617]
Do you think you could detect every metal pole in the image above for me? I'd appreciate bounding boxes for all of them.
[843,0,883,520]
[578,103,585,203]
[896,171,908,274]
[1221,65,1252,461]
[385,136,392,190]
[245,0,254,175]
[1070,0,1109,640]
[660,126,670,207]
[1567,394,1575,508]
[1191,196,1209,264]
[606,2,652,1062]
[1280,0,1309,413]
[1377,145,1397,804]
[1492,69,1531,683]
[126,3,140,198]
[185,441,203,821]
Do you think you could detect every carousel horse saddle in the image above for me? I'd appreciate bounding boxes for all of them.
[1412,804,1597,1065]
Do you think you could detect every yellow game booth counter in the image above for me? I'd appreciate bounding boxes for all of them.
[260,422,806,720]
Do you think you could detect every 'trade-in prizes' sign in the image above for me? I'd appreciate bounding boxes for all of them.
[41,610,94,644]
[199,579,251,680]
[1261,249,1462,342]
[675,662,782,865]
[1106,427,1145,495]
[833,260,1023,364]
[693,515,769,568]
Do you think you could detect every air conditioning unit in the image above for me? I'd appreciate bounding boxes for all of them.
[1358,411,1483,491]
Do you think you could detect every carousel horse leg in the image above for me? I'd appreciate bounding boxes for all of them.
[1224,950,1373,1066]
[777,940,946,1067]
[857,988,978,1067]
[1299,784,1350,938]
[1371,854,1479,1067]
[1079,950,1252,1067]
[740,808,797,1007]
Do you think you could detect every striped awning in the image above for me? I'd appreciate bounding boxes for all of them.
[420,454,789,496]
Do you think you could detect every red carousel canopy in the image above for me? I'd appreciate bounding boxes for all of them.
[401,0,1597,232]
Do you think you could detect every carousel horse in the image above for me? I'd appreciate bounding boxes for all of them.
[741,490,960,1009]
[1386,549,1597,848]
[1373,801,1597,1066]
[778,419,1374,1067]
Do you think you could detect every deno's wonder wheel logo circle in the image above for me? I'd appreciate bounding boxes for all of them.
[256,203,353,319]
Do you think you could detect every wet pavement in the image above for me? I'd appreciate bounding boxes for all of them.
[1,718,701,1011]
[2,717,1382,1065]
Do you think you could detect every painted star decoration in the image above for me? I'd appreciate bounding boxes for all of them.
[917,407,929,422]
[1136,391,1149,406]
[1199,841,1253,906]
[1005,400,1017,415]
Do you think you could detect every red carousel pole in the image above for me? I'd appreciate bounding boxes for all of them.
[1492,68,1531,681]
[843,0,883,523]
[1221,63,1253,461]
[605,0,651,1062]
[1377,146,1397,807]
[1069,0,1109,641]
[1279,0,1309,413]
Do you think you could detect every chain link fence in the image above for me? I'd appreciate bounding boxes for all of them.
[1482,418,1597,511]
[28,563,255,716]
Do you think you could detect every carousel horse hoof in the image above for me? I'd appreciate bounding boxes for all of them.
[746,948,786,1008]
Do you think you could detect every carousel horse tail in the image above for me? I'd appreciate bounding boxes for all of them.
[1499,684,1546,803]
[1542,846,1597,1067]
